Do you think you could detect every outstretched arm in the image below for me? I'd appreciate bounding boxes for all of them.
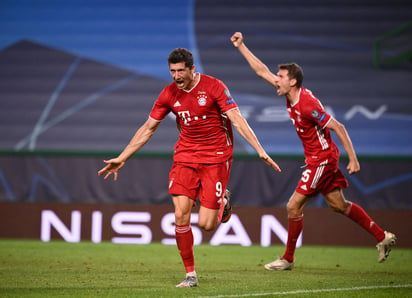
[326,118,360,174]
[98,117,161,180]
[226,108,281,172]
[231,32,278,87]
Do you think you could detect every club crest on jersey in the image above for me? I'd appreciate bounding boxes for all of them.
[197,94,207,106]
[224,88,232,99]
[311,110,320,119]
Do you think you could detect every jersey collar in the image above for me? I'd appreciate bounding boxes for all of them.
[183,73,201,93]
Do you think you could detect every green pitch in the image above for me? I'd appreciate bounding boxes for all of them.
[0,240,411,297]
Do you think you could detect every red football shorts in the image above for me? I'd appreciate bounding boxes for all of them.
[168,160,232,209]
[296,159,348,196]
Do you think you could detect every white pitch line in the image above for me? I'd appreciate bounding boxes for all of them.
[198,284,412,298]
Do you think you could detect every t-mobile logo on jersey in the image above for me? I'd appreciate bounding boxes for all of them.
[178,111,191,125]
[178,111,207,125]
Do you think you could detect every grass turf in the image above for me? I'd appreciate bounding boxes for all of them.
[0,240,411,297]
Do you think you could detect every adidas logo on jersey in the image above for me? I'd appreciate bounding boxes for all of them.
[174,101,181,107]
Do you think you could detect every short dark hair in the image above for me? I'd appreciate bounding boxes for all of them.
[278,63,304,88]
[168,48,194,69]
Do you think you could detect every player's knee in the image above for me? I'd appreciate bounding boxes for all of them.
[204,225,216,232]
[174,210,190,224]
[328,201,349,213]
[329,205,344,213]
[286,203,294,214]
[286,201,301,217]
[199,221,216,232]
[197,215,217,231]
[174,210,183,221]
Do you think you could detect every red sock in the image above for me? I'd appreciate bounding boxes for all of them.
[282,215,303,263]
[175,224,195,273]
[345,202,385,242]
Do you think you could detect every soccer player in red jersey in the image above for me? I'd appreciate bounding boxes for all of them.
[98,48,281,287]
[231,32,396,270]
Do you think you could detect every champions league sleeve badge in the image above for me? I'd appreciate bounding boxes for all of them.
[224,89,232,99]
[312,109,326,122]
[311,110,320,118]
[224,89,235,105]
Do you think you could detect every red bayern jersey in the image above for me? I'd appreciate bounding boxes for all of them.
[286,87,340,165]
[150,73,238,163]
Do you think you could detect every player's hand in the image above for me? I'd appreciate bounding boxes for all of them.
[346,159,360,175]
[231,32,244,48]
[260,154,281,172]
[98,158,125,181]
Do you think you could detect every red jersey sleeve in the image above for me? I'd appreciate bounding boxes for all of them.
[149,86,173,121]
[301,89,331,129]
[212,79,238,113]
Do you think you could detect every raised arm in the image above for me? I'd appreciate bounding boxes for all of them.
[326,118,360,174]
[98,117,161,180]
[226,108,281,172]
[231,32,278,87]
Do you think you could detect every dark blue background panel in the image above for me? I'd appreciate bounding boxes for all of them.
[1,0,411,156]
[0,154,411,209]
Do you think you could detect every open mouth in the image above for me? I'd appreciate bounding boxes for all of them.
[175,80,185,88]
